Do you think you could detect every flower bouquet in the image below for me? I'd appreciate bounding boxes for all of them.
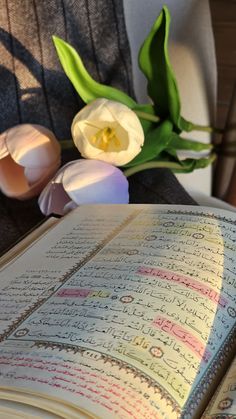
[0,6,219,215]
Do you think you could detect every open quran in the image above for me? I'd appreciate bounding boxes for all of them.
[0,204,235,418]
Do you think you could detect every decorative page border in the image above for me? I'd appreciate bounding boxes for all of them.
[182,327,236,417]
[1,206,236,416]
[165,209,236,226]
[32,340,181,415]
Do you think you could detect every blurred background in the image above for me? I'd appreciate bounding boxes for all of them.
[210,0,236,128]
[209,0,236,203]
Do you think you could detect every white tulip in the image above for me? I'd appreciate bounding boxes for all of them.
[71,98,144,166]
[38,159,129,216]
[0,124,61,200]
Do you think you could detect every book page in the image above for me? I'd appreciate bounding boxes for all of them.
[0,205,235,418]
[0,217,59,268]
[202,355,236,418]
[0,206,135,336]
[0,398,61,418]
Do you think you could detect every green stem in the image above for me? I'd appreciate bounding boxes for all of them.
[190,123,223,134]
[60,139,74,150]
[123,161,184,177]
[134,111,223,135]
[134,110,160,123]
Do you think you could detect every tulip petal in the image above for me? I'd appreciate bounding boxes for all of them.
[39,182,71,216]
[39,159,129,215]
[37,180,54,214]
[38,161,70,209]
[63,200,78,214]
[0,154,61,200]
[71,98,144,166]
[6,124,61,168]
[72,99,114,122]
[0,155,29,198]
[62,159,129,204]
[38,161,75,215]
[0,131,9,159]
[24,166,51,185]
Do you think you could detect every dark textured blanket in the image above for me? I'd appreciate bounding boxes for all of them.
[0,0,195,254]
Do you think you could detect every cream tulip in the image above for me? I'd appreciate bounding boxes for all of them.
[0,124,61,200]
[71,98,144,166]
[38,159,129,216]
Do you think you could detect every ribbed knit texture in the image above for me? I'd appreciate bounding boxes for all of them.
[0,0,134,137]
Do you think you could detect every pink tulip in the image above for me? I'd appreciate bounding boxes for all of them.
[0,124,61,200]
[38,159,129,215]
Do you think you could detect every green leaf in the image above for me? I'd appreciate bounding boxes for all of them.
[163,148,179,160]
[123,119,173,167]
[179,117,195,132]
[138,6,192,132]
[53,36,136,108]
[169,132,213,151]
[133,104,156,114]
[172,154,216,173]
[152,148,215,173]
[138,7,179,124]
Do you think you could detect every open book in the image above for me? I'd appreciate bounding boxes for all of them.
[0,204,235,419]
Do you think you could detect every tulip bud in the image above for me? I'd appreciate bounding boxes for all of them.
[0,124,61,200]
[38,159,129,215]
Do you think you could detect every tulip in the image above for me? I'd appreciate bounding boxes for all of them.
[0,124,61,200]
[71,98,144,166]
[38,159,129,216]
